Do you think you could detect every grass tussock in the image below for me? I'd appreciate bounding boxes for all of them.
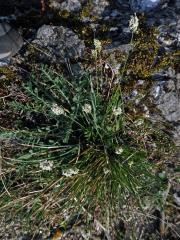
[0,18,175,235]
[0,65,173,229]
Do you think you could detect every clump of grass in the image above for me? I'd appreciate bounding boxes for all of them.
[0,64,173,231]
[0,16,175,236]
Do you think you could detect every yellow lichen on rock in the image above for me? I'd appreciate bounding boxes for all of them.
[127,27,159,78]
[126,27,176,78]
[0,66,16,82]
[58,9,70,18]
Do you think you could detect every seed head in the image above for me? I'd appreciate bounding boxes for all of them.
[82,103,92,114]
[113,106,122,116]
[94,39,102,53]
[40,160,53,171]
[51,103,65,115]
[129,13,139,33]
[62,168,79,177]
[115,147,124,155]
[91,49,98,59]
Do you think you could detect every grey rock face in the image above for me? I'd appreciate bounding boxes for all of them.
[0,0,41,16]
[116,0,166,12]
[33,25,85,63]
[157,20,180,50]
[0,23,11,36]
[80,0,109,22]
[49,0,86,13]
[151,70,180,145]
[0,22,23,60]
[49,0,110,23]
[129,0,167,12]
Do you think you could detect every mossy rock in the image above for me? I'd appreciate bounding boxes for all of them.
[0,66,16,83]
[126,27,177,78]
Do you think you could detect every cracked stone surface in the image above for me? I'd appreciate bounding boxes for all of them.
[151,71,180,145]
[32,25,85,63]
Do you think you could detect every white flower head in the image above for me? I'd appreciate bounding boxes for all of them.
[91,49,98,59]
[128,161,134,167]
[129,13,139,33]
[115,147,124,155]
[104,168,110,175]
[113,106,122,116]
[82,103,92,114]
[94,39,102,53]
[134,119,144,126]
[62,168,79,177]
[40,160,53,171]
[51,103,65,115]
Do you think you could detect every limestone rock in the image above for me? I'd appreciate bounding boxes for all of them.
[129,0,168,12]
[32,25,85,63]
[0,23,23,60]
[49,0,110,23]
[151,71,180,145]
[49,0,86,13]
